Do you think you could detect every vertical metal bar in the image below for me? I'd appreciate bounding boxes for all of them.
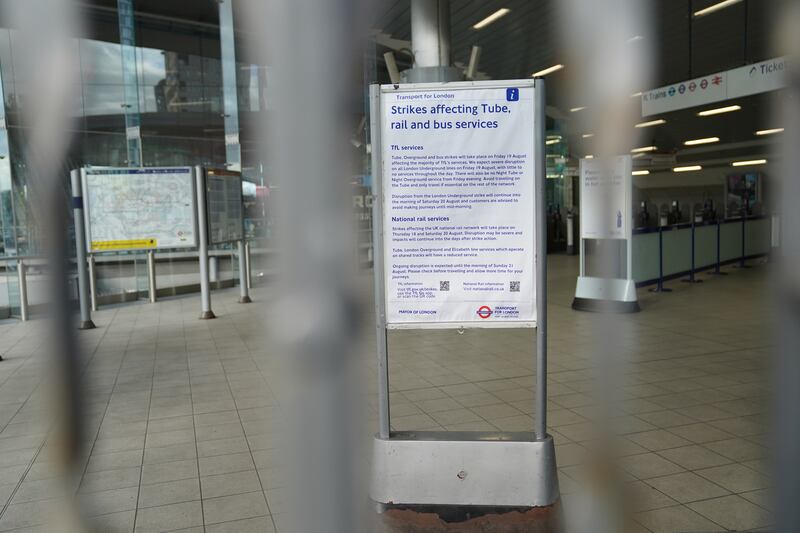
[244,241,252,289]
[709,218,727,275]
[690,223,696,281]
[147,250,156,303]
[88,254,97,311]
[196,166,215,319]
[683,222,702,283]
[237,240,251,303]
[17,259,28,322]
[740,213,747,267]
[71,169,95,330]
[534,78,548,441]
[370,84,390,440]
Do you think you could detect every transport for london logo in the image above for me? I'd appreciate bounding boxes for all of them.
[477,306,493,319]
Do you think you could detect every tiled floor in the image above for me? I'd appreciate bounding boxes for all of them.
[0,254,773,532]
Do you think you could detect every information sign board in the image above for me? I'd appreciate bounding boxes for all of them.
[579,156,632,240]
[83,167,197,252]
[205,168,244,245]
[378,81,538,328]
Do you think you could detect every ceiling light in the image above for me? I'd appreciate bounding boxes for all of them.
[698,105,741,117]
[694,0,743,18]
[632,153,646,159]
[532,64,564,77]
[582,133,594,138]
[732,159,767,167]
[632,170,650,176]
[631,92,643,98]
[684,137,720,146]
[570,106,587,113]
[755,128,784,136]
[635,119,666,128]
[472,8,511,29]
[631,146,657,153]
[585,155,594,159]
[673,165,702,172]
[545,139,560,145]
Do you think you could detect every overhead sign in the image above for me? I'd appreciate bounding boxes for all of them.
[83,167,197,253]
[642,57,785,116]
[580,156,631,240]
[379,81,537,328]
[205,168,244,245]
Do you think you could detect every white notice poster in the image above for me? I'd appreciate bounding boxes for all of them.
[380,81,537,328]
[579,156,632,240]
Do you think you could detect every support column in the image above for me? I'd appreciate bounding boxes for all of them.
[402,0,463,83]
[218,0,242,172]
[117,0,142,166]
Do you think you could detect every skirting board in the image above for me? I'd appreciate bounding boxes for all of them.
[370,432,559,508]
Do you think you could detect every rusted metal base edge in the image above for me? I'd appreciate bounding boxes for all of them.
[372,501,563,532]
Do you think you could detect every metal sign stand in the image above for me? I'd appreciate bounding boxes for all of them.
[369,79,558,511]
[572,157,640,313]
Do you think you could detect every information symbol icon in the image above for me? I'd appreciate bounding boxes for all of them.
[506,88,519,102]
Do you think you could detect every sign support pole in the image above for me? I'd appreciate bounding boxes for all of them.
[370,84,391,440]
[237,240,252,303]
[147,250,157,303]
[195,166,215,319]
[71,169,96,330]
[17,259,28,322]
[88,255,98,310]
[244,241,252,289]
[534,77,547,440]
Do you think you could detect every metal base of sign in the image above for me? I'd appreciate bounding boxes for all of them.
[370,432,559,508]
[199,311,216,320]
[572,276,639,313]
[238,296,252,304]
[79,320,97,330]
[571,297,640,314]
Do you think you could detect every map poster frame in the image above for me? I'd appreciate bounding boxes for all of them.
[204,168,244,246]
[82,166,198,253]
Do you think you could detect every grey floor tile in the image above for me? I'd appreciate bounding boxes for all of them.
[134,500,203,531]
[688,494,772,531]
[140,459,198,486]
[657,444,733,470]
[205,516,276,533]
[201,470,263,499]
[645,471,730,503]
[696,463,771,493]
[203,491,269,525]
[137,478,201,508]
[635,504,722,533]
